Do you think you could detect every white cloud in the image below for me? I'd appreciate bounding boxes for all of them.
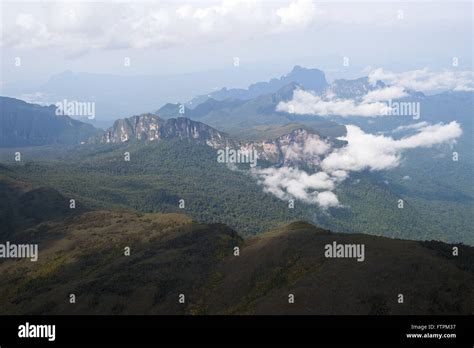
[280,132,331,165]
[13,13,61,49]
[2,0,322,53]
[278,66,473,119]
[277,66,473,120]
[368,68,474,93]
[322,126,400,172]
[277,89,390,117]
[276,0,318,28]
[362,86,408,103]
[321,121,462,173]
[252,167,339,208]
[315,191,340,209]
[252,121,462,208]
[392,121,462,149]
[392,121,429,133]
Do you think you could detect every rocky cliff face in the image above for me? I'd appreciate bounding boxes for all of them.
[101,113,235,148]
[100,113,341,168]
[240,129,334,167]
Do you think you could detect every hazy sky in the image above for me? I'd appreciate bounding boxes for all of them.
[1,0,472,97]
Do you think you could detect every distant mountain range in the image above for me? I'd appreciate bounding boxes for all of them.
[5,69,272,122]
[155,67,427,133]
[0,66,344,146]
[157,82,305,131]
[0,97,100,147]
[186,65,328,107]
[2,65,457,148]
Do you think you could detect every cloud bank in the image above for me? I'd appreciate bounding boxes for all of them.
[321,121,462,173]
[276,89,391,117]
[252,121,462,208]
[2,0,321,54]
[362,86,408,103]
[368,68,474,93]
[252,166,340,208]
[277,68,473,119]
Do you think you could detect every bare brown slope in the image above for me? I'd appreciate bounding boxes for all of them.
[0,211,242,315]
[0,175,85,237]
[203,221,474,315]
[0,216,472,315]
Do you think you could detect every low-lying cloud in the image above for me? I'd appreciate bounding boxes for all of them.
[277,68,473,119]
[368,68,474,93]
[321,121,462,173]
[276,89,391,117]
[252,166,340,208]
[252,121,462,208]
[362,86,408,103]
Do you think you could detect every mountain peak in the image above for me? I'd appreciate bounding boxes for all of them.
[274,81,301,101]
[187,66,328,108]
[289,65,323,75]
[0,96,100,147]
[290,64,305,72]
[100,114,232,147]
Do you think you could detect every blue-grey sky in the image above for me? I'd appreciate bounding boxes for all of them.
[0,0,472,121]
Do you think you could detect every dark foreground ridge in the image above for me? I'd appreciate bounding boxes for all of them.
[0,209,472,315]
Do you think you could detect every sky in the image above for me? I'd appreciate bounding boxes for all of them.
[1,0,472,92]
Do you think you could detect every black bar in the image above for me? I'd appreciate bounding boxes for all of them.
[0,315,472,346]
